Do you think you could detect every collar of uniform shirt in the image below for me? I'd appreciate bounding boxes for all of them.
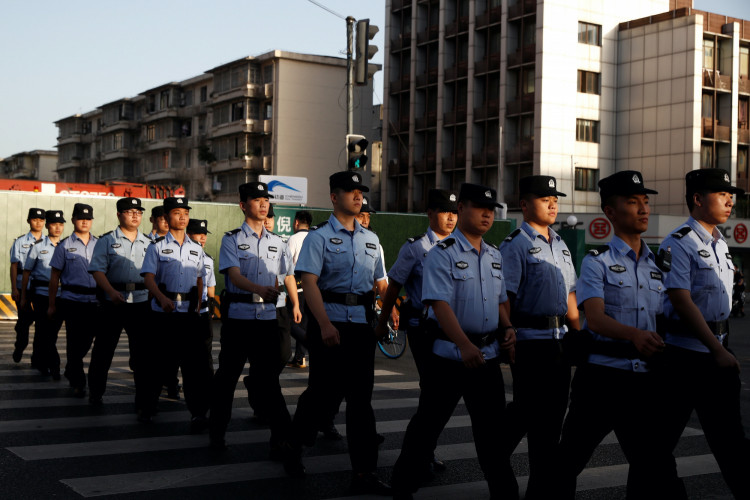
[329,213,366,235]
[521,220,560,243]
[687,216,724,245]
[452,228,493,255]
[241,221,270,239]
[610,234,654,262]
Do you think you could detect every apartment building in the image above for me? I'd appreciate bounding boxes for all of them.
[0,150,58,181]
[55,51,375,207]
[382,0,749,215]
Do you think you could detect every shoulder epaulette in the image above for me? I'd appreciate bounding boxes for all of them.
[587,245,610,256]
[672,226,692,239]
[33,239,44,246]
[59,236,69,243]
[100,230,113,238]
[151,236,165,244]
[204,252,213,260]
[487,242,499,250]
[311,221,329,230]
[16,234,25,239]
[437,238,456,249]
[503,228,522,242]
[407,233,426,243]
[224,228,241,236]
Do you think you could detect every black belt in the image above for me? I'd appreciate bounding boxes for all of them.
[200,300,209,309]
[320,290,373,306]
[31,279,49,289]
[162,290,195,302]
[426,319,498,348]
[665,318,729,336]
[512,312,566,329]
[590,341,641,360]
[111,282,146,292]
[61,284,97,295]
[225,292,263,303]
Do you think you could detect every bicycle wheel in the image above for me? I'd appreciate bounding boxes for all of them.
[378,327,408,359]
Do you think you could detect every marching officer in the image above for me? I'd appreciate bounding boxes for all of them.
[142,197,210,428]
[209,182,300,475]
[148,205,169,241]
[88,197,151,407]
[48,203,98,397]
[658,168,750,499]
[499,176,579,499]
[20,210,65,378]
[289,171,390,493]
[10,208,45,363]
[557,171,683,499]
[186,218,216,373]
[391,183,517,500]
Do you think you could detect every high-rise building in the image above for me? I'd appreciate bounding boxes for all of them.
[55,51,375,207]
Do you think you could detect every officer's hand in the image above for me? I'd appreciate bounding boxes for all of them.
[47,304,56,319]
[459,343,486,369]
[631,330,665,357]
[391,309,400,331]
[19,297,27,310]
[108,291,126,305]
[11,289,19,302]
[257,286,280,303]
[374,321,389,340]
[713,347,741,373]
[158,295,175,313]
[292,305,302,324]
[499,328,516,363]
[321,323,340,346]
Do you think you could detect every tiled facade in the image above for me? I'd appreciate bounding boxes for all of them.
[55,51,375,208]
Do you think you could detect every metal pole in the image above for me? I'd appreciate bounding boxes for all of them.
[346,16,355,136]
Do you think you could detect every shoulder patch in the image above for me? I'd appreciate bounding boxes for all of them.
[672,226,692,239]
[488,242,499,250]
[437,238,456,249]
[456,261,469,269]
[528,247,542,254]
[151,236,165,244]
[224,228,241,236]
[609,264,626,273]
[651,271,662,281]
[588,244,610,257]
[407,233,426,244]
[16,234,25,239]
[504,228,521,242]
[311,221,329,230]
[59,236,69,243]
[33,239,44,246]
[366,242,377,250]
[698,249,711,258]
[204,252,213,260]
[99,231,113,238]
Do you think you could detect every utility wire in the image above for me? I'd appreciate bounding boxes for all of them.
[306,0,347,20]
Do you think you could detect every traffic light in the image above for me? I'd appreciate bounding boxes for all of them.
[347,134,369,170]
[355,19,379,85]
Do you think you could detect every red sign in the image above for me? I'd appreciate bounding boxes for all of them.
[589,218,611,239]
[734,223,748,244]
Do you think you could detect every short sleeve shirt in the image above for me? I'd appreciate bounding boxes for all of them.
[50,233,98,303]
[199,253,216,314]
[10,232,40,289]
[24,236,58,297]
[89,227,151,303]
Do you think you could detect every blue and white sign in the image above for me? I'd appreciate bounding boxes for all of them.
[259,175,307,205]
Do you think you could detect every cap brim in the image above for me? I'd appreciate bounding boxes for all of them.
[338,183,369,193]
[524,189,567,198]
[429,204,459,212]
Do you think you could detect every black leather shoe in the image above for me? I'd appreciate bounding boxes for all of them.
[136,410,152,423]
[190,416,209,434]
[72,387,86,398]
[430,457,447,472]
[281,443,306,478]
[12,348,22,363]
[350,472,392,495]
[209,434,227,450]
[51,368,61,381]
[320,422,343,440]
[89,395,103,406]
[376,433,385,445]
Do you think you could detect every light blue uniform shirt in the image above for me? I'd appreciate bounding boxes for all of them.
[219,222,291,320]
[422,228,507,361]
[660,217,734,353]
[89,227,151,303]
[387,227,444,327]
[10,232,39,290]
[295,214,385,324]
[500,222,577,340]
[24,236,59,297]
[200,253,216,314]
[576,235,664,372]
[50,233,98,303]
[141,231,205,313]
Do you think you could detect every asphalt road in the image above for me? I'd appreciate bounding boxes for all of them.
[0,318,748,499]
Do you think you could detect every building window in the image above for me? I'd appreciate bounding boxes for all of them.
[522,67,535,95]
[703,39,715,70]
[701,143,713,168]
[231,101,244,121]
[113,133,123,150]
[575,167,599,191]
[576,119,599,142]
[162,151,170,170]
[577,70,600,95]
[741,46,749,79]
[578,21,601,46]
[160,90,170,110]
[200,86,208,103]
[146,125,155,142]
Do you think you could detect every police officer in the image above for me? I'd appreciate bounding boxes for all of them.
[289,171,390,493]
[209,182,301,475]
[88,197,151,407]
[10,208,45,363]
[557,171,682,499]
[148,205,169,241]
[356,196,387,279]
[499,176,578,499]
[658,168,750,499]
[391,183,517,500]
[20,210,65,378]
[186,218,216,374]
[142,197,210,428]
[48,203,98,397]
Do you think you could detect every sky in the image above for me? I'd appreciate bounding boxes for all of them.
[1,0,748,159]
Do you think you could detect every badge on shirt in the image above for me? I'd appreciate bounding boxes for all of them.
[609,264,626,273]
[40,250,49,254]
[67,248,77,252]
[366,243,377,250]
[22,244,31,248]
[528,247,541,254]
[162,249,174,254]
[562,249,570,256]
[111,243,121,248]
[189,250,199,256]
[651,271,662,281]
[726,253,732,260]
[492,262,501,270]
[269,246,278,252]
[238,244,250,250]
[456,261,469,269]
[698,250,710,258]
[329,238,342,245]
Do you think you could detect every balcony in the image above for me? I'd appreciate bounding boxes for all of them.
[506,93,535,116]
[144,137,178,151]
[475,53,501,74]
[263,119,273,134]
[476,6,502,28]
[56,159,82,171]
[739,128,750,144]
[473,100,500,121]
[508,44,535,67]
[390,32,412,52]
[472,146,500,166]
[141,108,179,123]
[417,25,439,44]
[415,111,437,129]
[702,69,732,91]
[444,106,467,125]
[413,154,436,173]
[416,68,438,87]
[211,84,264,105]
[390,74,412,93]
[702,118,731,142]
[144,169,180,183]
[211,119,266,138]
[211,156,263,174]
[444,61,468,81]
[397,115,411,131]
[101,149,135,161]
[57,133,83,146]
[442,151,467,170]
[505,140,534,163]
[740,77,750,95]
[387,159,408,176]
[99,120,138,133]
[391,0,407,10]
[264,83,273,98]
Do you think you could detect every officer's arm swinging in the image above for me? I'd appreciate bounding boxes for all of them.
[284,274,302,323]
[301,271,340,346]
[666,288,740,372]
[10,261,19,302]
[583,297,663,357]
[91,271,125,304]
[498,301,516,363]
[19,269,31,309]
[48,267,61,318]
[428,300,485,368]
[566,292,580,330]
[225,266,279,303]
[376,278,403,338]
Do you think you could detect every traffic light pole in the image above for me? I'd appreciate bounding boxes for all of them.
[346,16,355,136]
